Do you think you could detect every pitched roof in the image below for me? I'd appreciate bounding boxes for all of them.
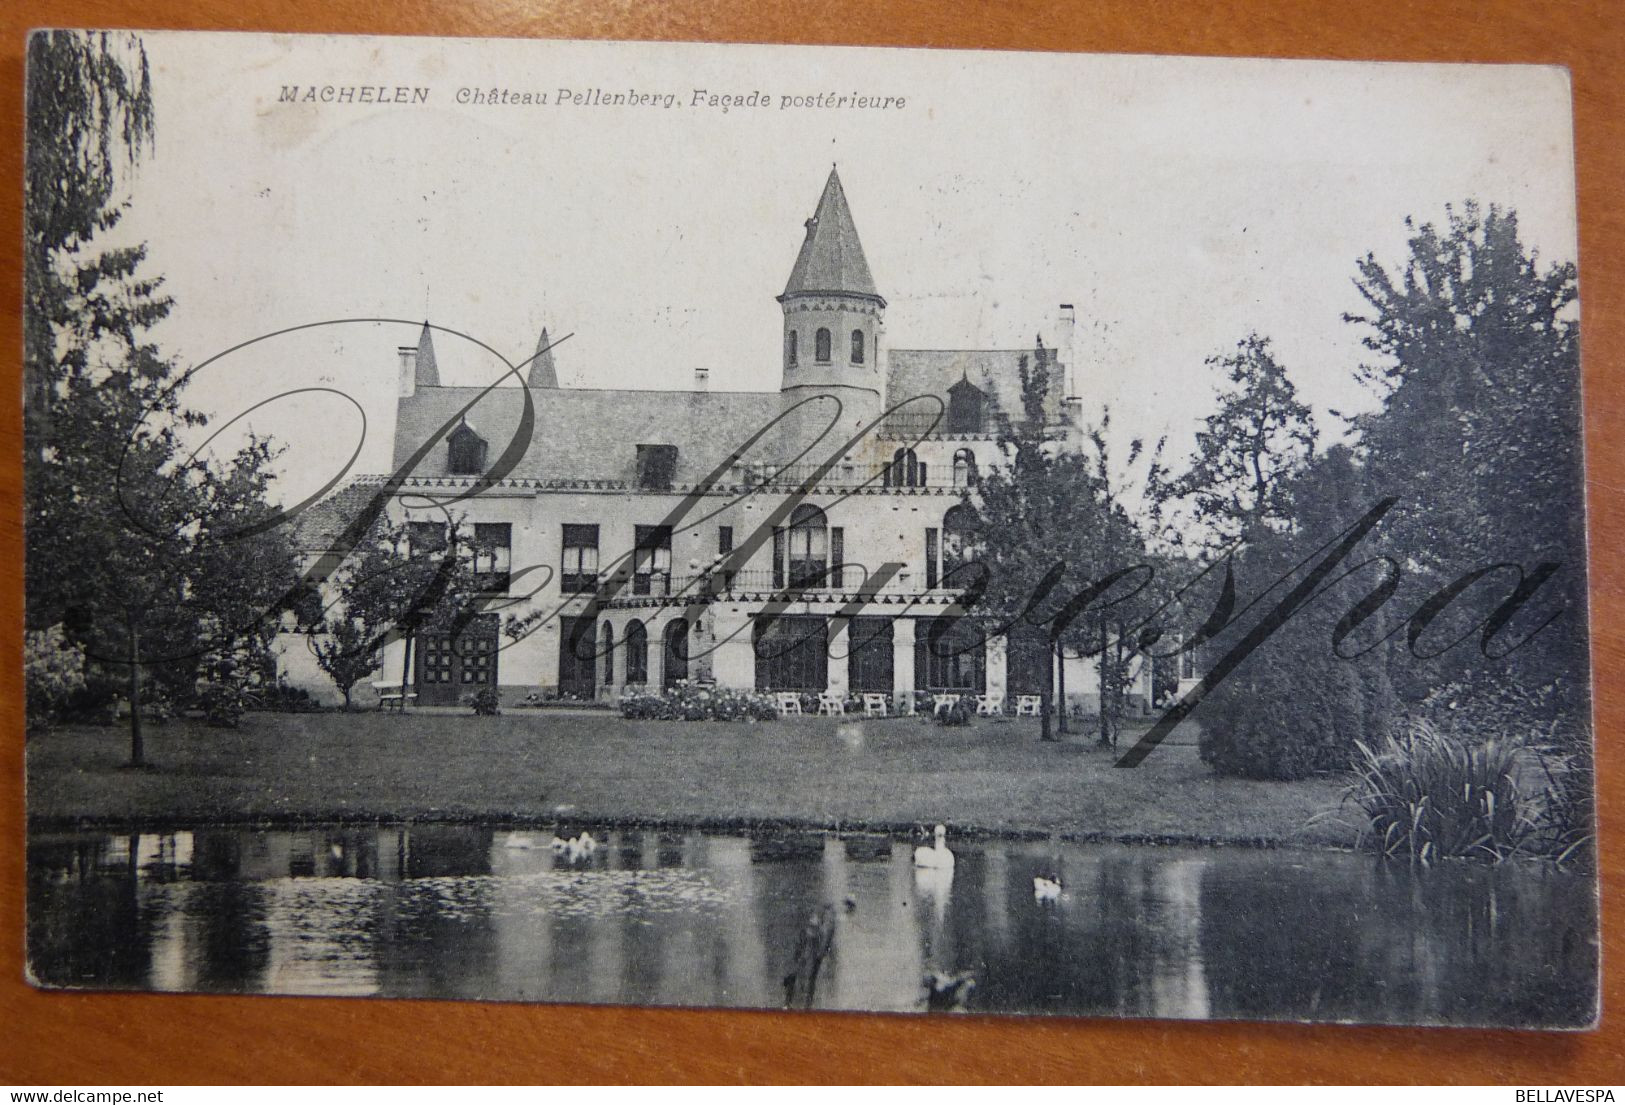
[886,348,1066,426]
[391,386,785,485]
[414,321,440,387]
[287,477,390,553]
[527,326,559,388]
[781,168,882,303]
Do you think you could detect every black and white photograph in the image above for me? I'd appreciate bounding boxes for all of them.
[22,29,1598,1028]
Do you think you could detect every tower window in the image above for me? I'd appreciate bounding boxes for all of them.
[815,327,832,363]
[787,330,798,367]
[851,329,865,364]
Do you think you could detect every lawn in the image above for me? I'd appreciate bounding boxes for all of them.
[24,710,1355,846]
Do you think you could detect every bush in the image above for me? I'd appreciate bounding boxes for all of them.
[465,687,501,716]
[934,695,974,726]
[1347,720,1540,862]
[195,680,254,728]
[257,682,321,713]
[619,682,778,722]
[24,625,86,729]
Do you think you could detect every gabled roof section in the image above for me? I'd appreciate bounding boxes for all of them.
[527,326,559,388]
[414,321,440,387]
[780,168,883,304]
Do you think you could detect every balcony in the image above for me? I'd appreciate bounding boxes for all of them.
[588,566,965,609]
[732,460,971,491]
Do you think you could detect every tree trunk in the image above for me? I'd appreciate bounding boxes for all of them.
[126,613,144,768]
[1039,633,1055,742]
[399,634,414,709]
[1098,618,1111,748]
[1056,641,1069,734]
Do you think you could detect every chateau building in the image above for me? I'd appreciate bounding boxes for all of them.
[281,169,1155,709]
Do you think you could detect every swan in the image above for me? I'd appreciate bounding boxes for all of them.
[913,824,955,870]
[1033,875,1062,902]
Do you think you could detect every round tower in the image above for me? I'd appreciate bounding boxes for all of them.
[776,168,886,464]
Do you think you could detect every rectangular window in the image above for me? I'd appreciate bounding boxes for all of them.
[634,525,672,596]
[472,522,512,593]
[561,523,599,594]
[635,444,679,491]
[772,526,786,589]
[830,527,844,589]
[925,528,939,589]
[754,616,829,692]
[718,526,735,590]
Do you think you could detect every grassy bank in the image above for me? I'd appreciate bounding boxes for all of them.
[25,711,1352,846]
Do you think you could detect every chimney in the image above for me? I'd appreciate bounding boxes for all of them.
[398,345,419,398]
[694,367,710,391]
[1057,304,1077,400]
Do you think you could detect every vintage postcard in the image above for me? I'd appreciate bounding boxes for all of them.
[23,30,1596,1027]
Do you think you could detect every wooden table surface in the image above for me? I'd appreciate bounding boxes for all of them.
[2,0,1622,1085]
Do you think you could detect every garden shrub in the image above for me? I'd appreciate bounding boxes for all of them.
[465,687,501,715]
[1347,719,1540,862]
[24,625,86,728]
[934,696,974,726]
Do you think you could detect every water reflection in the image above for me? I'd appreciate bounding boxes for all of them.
[26,825,1597,1026]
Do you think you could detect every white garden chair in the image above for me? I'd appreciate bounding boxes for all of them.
[862,693,888,718]
[1015,694,1042,717]
[975,694,1004,717]
[932,695,958,718]
[817,692,846,716]
[776,692,804,716]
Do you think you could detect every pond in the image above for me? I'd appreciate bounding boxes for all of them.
[26,825,1597,1027]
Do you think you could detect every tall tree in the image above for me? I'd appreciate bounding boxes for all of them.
[24,32,300,762]
[1347,202,1587,733]
[955,343,1147,741]
[1154,332,1318,548]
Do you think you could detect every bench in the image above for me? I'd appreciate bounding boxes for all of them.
[372,682,419,711]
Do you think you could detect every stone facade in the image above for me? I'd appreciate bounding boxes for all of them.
[279,168,1156,712]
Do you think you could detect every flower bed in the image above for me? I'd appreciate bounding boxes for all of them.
[620,681,778,722]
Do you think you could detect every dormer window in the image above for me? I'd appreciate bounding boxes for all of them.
[636,444,678,490]
[850,329,865,364]
[815,327,832,363]
[787,329,798,366]
[448,421,488,475]
[947,377,986,434]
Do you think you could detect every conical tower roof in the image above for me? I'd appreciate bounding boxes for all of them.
[527,326,559,388]
[780,168,883,304]
[414,321,440,387]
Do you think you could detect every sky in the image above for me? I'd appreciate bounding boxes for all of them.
[105,32,1579,508]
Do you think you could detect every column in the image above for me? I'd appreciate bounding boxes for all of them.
[892,617,916,705]
[826,616,850,698]
[986,632,1008,703]
[711,608,755,690]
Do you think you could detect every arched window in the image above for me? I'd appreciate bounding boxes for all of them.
[942,503,976,581]
[815,327,832,363]
[447,420,488,475]
[625,620,648,685]
[787,329,798,367]
[850,328,865,364]
[952,448,978,488]
[884,447,926,488]
[786,503,828,587]
[601,622,615,685]
[662,620,690,688]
